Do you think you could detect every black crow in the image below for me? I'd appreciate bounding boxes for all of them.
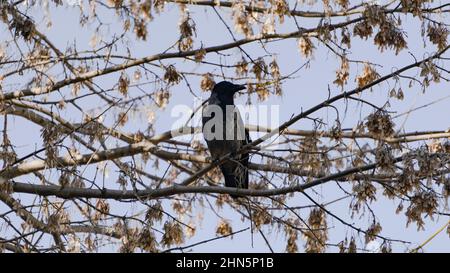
[202,81,250,197]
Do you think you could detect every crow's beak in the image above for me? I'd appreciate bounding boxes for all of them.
[234,84,246,93]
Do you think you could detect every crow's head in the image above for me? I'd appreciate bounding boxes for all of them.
[211,81,246,104]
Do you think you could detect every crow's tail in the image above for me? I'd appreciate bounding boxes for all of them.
[223,168,248,199]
